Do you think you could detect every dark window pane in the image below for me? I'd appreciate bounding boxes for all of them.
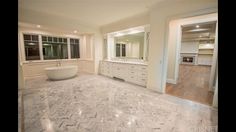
[75,39,79,44]
[43,43,68,60]
[122,44,126,57]
[48,37,52,42]
[116,44,120,57]
[32,35,38,41]
[24,41,40,60]
[53,37,58,43]
[59,38,62,42]
[70,39,74,44]
[42,36,47,41]
[23,35,31,41]
[63,38,67,43]
[71,43,80,58]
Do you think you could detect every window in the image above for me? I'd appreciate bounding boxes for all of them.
[42,36,68,60]
[116,44,121,57]
[116,43,126,57]
[70,38,80,58]
[23,34,40,60]
[121,44,126,57]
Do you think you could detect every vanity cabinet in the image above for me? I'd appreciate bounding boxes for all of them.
[99,61,148,87]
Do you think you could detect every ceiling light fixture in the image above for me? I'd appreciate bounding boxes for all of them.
[196,25,200,28]
[36,25,41,28]
[73,30,77,33]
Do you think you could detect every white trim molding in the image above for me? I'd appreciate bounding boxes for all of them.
[166,78,177,84]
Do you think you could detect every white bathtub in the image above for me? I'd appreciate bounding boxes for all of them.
[45,66,78,80]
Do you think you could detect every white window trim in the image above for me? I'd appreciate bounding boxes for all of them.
[20,32,82,63]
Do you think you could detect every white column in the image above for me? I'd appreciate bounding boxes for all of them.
[107,34,115,60]
[38,35,44,60]
[19,32,26,62]
[67,38,71,59]
[90,35,94,60]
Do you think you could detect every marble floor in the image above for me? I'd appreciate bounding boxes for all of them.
[19,73,218,132]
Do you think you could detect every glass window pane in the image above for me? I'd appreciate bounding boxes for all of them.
[70,39,74,44]
[63,38,67,43]
[53,37,58,43]
[48,37,52,42]
[59,38,62,42]
[116,44,120,57]
[42,36,47,41]
[23,35,31,41]
[122,44,126,57]
[43,42,68,60]
[32,35,38,41]
[75,39,79,44]
[71,42,80,58]
[24,41,40,60]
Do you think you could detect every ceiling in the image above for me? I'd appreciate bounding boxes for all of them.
[182,21,216,41]
[19,0,164,28]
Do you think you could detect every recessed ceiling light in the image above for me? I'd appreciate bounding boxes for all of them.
[73,30,77,33]
[36,25,41,28]
[196,25,200,28]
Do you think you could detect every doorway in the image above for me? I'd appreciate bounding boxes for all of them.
[165,14,218,106]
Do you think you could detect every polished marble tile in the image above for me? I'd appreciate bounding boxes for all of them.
[20,73,217,132]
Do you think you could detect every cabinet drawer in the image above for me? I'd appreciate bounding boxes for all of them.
[126,75,137,83]
[138,72,147,77]
[136,78,147,86]
[138,66,147,71]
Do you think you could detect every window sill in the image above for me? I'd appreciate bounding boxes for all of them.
[22,58,94,64]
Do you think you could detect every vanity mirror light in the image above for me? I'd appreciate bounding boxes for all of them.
[104,25,150,62]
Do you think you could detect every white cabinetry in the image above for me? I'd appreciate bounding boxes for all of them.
[197,43,214,66]
[99,61,148,87]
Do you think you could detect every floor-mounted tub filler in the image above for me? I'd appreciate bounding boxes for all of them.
[45,66,78,80]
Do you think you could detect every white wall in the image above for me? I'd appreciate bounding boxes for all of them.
[101,12,149,34]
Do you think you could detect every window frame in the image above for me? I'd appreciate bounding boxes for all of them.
[22,33,41,61]
[20,32,81,63]
[70,38,80,59]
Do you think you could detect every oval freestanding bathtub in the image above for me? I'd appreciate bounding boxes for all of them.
[45,66,78,80]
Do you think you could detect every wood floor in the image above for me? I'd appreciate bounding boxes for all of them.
[166,64,214,105]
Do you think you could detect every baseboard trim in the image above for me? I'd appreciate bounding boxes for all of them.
[166,79,177,84]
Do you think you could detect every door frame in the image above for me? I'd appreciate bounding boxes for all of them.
[164,13,218,105]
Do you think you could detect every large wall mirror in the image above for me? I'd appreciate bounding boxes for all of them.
[105,25,150,61]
